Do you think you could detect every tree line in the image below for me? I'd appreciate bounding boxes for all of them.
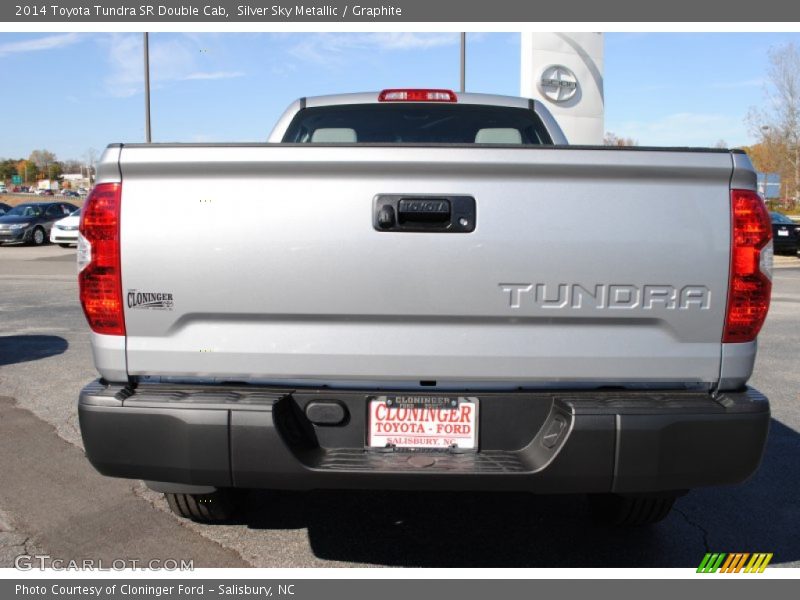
[0,149,97,185]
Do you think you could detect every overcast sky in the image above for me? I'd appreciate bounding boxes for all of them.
[1,31,799,160]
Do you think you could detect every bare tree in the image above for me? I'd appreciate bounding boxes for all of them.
[748,43,800,202]
[714,139,729,149]
[63,159,83,173]
[84,147,98,184]
[603,132,638,147]
[28,149,57,179]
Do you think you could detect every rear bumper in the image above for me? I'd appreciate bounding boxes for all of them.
[78,380,770,494]
[773,237,799,253]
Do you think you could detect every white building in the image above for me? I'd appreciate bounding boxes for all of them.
[61,173,90,188]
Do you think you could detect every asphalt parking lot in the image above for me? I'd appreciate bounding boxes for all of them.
[1,244,798,569]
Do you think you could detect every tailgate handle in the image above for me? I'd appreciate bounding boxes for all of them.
[397,198,451,224]
[373,195,475,233]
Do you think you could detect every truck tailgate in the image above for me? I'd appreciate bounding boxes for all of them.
[117,145,733,387]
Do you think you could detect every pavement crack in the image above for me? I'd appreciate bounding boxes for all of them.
[675,507,711,552]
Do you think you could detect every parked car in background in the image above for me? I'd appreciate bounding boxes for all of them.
[33,189,54,196]
[62,190,81,198]
[0,202,11,215]
[50,208,81,247]
[0,184,8,194]
[0,201,78,246]
[770,212,800,255]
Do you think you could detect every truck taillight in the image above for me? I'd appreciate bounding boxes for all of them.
[723,189,772,343]
[78,182,125,336]
[378,89,457,102]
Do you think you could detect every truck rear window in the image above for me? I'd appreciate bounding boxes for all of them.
[281,103,553,145]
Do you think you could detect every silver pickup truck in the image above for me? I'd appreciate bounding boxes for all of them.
[77,89,773,526]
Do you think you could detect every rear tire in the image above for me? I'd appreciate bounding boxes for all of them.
[165,489,239,524]
[588,493,678,526]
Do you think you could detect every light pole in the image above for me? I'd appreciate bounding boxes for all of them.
[144,32,152,143]
[761,126,771,198]
[460,33,466,93]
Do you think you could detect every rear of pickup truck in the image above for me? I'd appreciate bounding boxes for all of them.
[78,92,772,525]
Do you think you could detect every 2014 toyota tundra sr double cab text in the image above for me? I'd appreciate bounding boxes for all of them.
[77,89,773,526]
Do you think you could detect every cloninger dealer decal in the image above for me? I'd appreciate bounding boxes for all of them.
[127,290,174,310]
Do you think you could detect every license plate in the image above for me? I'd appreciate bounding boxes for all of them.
[368,396,478,450]
[778,230,789,236]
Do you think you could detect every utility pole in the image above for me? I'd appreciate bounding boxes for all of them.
[460,33,466,93]
[144,32,152,143]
